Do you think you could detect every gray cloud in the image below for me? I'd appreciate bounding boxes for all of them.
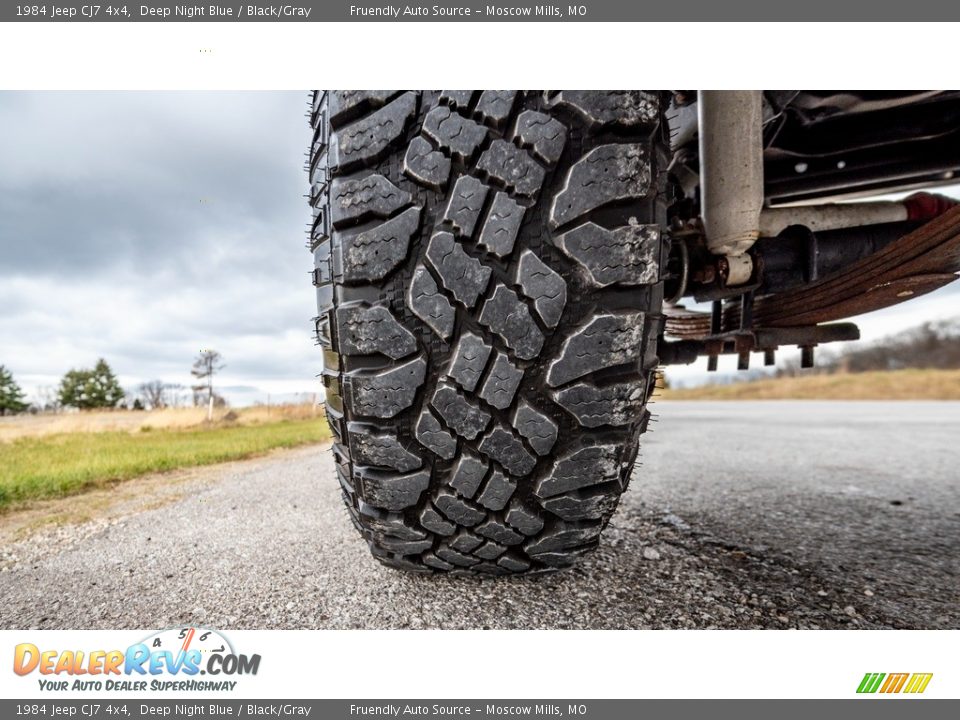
[0,92,319,404]
[2,93,958,402]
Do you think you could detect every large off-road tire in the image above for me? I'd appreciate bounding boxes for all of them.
[308,91,670,575]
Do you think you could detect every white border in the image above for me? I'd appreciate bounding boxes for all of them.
[0,22,959,89]
[2,630,956,699]
[1,17,957,705]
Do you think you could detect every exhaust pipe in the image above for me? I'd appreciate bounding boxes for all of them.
[759,192,959,236]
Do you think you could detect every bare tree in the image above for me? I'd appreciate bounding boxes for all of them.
[165,383,187,408]
[191,350,225,420]
[33,385,60,413]
[138,380,179,410]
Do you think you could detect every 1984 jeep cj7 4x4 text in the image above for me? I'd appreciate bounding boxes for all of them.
[305,91,960,575]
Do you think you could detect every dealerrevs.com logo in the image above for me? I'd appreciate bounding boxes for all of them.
[13,627,261,692]
[857,673,933,694]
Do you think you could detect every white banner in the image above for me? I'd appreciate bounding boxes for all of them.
[2,629,956,699]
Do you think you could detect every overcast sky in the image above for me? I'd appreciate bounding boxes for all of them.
[0,92,316,406]
[0,92,957,404]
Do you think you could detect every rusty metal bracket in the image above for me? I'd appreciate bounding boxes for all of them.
[660,323,860,367]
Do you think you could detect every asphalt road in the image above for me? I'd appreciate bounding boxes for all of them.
[1,401,957,629]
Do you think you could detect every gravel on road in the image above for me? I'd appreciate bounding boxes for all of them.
[1,401,957,629]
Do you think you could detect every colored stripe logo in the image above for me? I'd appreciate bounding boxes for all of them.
[857,672,933,694]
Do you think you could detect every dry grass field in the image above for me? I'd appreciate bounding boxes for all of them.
[0,404,329,509]
[0,403,319,442]
[661,368,960,401]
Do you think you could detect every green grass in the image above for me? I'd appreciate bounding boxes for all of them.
[0,418,330,509]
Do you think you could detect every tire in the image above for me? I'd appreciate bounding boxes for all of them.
[308,91,671,575]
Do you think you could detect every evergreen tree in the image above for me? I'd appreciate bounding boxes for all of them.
[58,358,125,409]
[0,365,28,415]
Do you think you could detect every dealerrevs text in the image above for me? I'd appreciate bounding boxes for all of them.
[13,643,261,677]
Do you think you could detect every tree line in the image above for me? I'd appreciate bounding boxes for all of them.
[0,350,225,416]
[777,317,960,377]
